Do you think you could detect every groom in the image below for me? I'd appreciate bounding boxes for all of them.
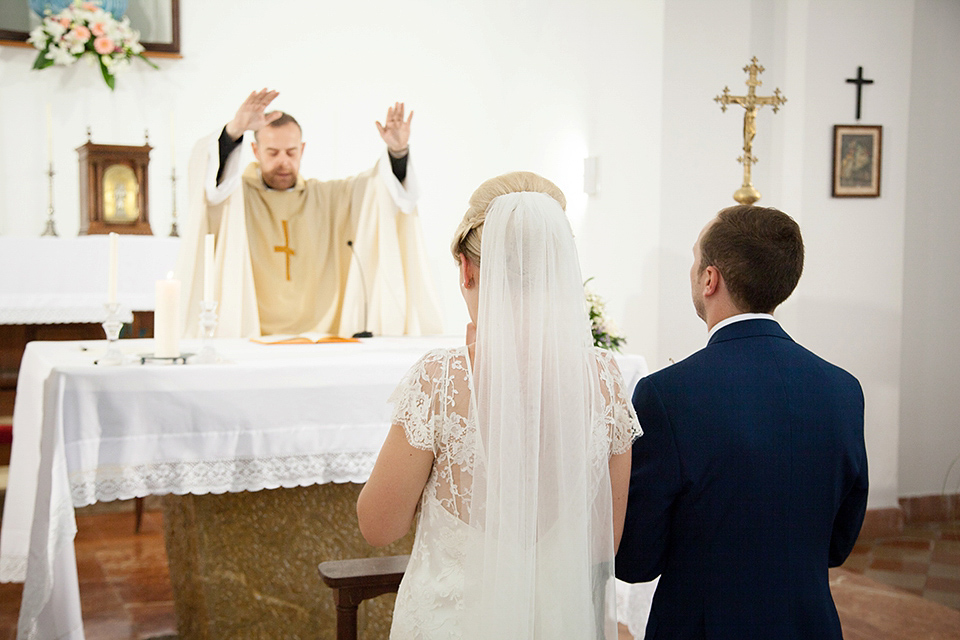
[616,205,868,639]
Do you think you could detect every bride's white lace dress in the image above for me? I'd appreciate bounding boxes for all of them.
[388,346,640,639]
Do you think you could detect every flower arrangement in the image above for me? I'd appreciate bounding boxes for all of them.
[28,0,157,90]
[584,278,626,352]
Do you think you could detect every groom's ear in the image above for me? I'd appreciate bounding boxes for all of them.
[702,265,722,297]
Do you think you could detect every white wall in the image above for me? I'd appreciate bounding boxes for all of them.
[0,0,663,349]
[655,0,915,509]
[1,0,955,508]
[899,0,960,499]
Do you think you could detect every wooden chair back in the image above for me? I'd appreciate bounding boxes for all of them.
[318,554,409,640]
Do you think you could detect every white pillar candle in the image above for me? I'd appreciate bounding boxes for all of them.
[45,103,53,164]
[203,234,215,302]
[154,272,181,358]
[107,232,118,304]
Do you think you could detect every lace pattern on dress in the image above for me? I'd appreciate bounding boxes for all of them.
[387,347,642,639]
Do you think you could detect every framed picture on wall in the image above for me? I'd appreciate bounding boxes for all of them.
[832,124,882,197]
[0,0,179,55]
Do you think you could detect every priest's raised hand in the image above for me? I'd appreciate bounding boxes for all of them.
[376,101,413,157]
[224,88,282,141]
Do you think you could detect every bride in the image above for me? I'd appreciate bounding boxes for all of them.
[357,171,641,639]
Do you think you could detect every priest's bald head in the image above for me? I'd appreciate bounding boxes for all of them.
[251,112,304,190]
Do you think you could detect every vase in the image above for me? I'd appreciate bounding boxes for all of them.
[30,1,128,18]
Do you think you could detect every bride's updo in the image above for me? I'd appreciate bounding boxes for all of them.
[450,171,566,266]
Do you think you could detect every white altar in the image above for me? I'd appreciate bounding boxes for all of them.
[0,336,649,638]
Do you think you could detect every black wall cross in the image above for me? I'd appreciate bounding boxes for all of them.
[845,66,874,121]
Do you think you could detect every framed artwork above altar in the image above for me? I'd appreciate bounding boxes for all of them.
[832,124,882,198]
[0,0,180,56]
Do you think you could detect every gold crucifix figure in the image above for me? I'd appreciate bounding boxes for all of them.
[714,57,787,204]
[274,220,295,281]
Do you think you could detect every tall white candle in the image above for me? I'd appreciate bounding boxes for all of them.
[203,234,215,302]
[107,232,118,304]
[154,272,181,358]
[45,104,53,164]
[170,111,176,170]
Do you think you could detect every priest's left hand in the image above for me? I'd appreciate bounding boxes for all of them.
[376,102,413,155]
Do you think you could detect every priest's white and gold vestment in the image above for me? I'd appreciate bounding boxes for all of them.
[175,132,442,338]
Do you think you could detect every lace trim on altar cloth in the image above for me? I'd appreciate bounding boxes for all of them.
[69,451,378,505]
[0,555,27,583]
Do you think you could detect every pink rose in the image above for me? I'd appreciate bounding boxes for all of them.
[58,17,71,28]
[91,22,106,37]
[72,25,91,42]
[94,36,115,55]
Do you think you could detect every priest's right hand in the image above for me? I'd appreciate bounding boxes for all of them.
[225,89,282,140]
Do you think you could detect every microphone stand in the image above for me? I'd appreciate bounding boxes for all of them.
[346,240,373,338]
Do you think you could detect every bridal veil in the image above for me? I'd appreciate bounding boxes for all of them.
[466,190,617,639]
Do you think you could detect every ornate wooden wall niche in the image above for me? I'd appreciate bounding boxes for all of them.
[77,141,153,235]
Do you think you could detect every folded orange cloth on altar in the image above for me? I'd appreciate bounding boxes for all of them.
[250,333,361,345]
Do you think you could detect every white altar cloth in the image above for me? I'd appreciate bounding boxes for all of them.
[0,236,180,325]
[0,336,649,639]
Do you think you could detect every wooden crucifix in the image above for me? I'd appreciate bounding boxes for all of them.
[714,57,787,205]
[845,66,874,121]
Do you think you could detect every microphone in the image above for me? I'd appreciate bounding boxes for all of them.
[346,240,373,338]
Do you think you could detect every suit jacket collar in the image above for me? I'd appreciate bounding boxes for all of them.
[707,318,793,346]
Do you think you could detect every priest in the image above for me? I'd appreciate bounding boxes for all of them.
[175,89,442,338]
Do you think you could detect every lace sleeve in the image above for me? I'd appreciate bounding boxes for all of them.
[388,349,444,451]
[596,349,642,455]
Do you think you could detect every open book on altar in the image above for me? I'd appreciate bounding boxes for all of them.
[250,333,362,345]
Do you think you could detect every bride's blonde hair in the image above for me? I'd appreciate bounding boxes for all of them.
[450,171,566,266]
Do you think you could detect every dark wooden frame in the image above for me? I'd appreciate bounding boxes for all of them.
[0,0,180,56]
[832,124,882,198]
[77,141,153,235]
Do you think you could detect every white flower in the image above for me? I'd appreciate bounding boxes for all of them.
[48,45,77,66]
[27,25,48,47]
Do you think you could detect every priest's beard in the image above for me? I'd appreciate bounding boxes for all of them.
[261,167,297,191]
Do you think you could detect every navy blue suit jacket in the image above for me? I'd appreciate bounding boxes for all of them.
[615,319,868,639]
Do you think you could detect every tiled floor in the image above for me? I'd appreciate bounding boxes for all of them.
[1,505,959,639]
[0,506,176,640]
[841,519,960,611]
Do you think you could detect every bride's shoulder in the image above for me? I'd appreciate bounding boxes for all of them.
[592,346,620,370]
[410,346,469,375]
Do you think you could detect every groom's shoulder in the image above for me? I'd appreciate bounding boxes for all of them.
[637,345,714,393]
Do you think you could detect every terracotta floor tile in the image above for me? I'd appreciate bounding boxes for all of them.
[926,575,960,593]
[83,616,135,640]
[868,557,930,574]
[928,562,960,581]
[842,554,870,572]
[78,582,126,618]
[924,589,960,611]
[112,578,174,605]
[877,537,934,550]
[933,548,960,565]
[128,602,177,639]
[862,568,928,592]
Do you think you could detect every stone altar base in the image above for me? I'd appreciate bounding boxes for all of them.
[162,483,413,639]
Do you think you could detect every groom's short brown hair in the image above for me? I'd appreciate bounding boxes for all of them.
[699,205,804,313]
